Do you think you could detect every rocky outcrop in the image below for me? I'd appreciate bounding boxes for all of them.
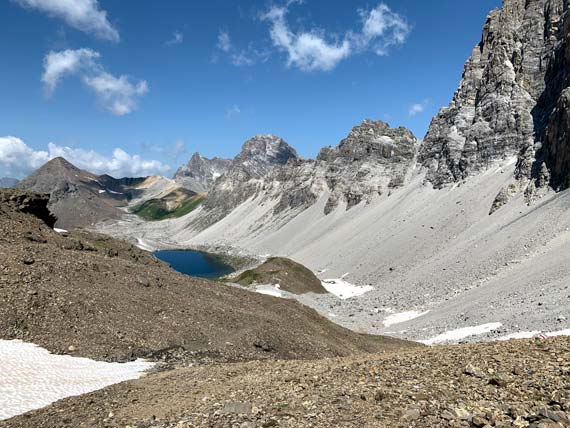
[420,0,566,190]
[269,120,419,215]
[235,257,328,295]
[0,190,56,228]
[315,120,418,214]
[199,135,299,225]
[173,153,231,193]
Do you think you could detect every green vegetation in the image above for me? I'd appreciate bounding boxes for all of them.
[131,194,205,221]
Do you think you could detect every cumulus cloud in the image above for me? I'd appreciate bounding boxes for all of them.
[42,48,99,95]
[82,72,149,116]
[261,2,411,72]
[0,137,50,178]
[42,48,149,116]
[408,100,429,117]
[355,4,411,55]
[0,136,170,178]
[13,0,119,41]
[166,31,184,46]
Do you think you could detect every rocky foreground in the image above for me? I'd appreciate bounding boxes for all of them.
[1,336,569,427]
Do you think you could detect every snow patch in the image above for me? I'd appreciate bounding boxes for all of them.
[498,328,570,341]
[321,279,373,299]
[545,329,570,337]
[98,190,106,194]
[498,331,540,341]
[108,190,123,195]
[420,323,503,345]
[135,238,154,252]
[382,310,430,327]
[53,228,68,234]
[0,340,154,421]
[255,285,283,298]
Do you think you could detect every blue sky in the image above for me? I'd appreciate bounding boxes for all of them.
[0,0,501,178]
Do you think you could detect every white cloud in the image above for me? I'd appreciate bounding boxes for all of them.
[42,48,149,116]
[262,5,350,72]
[166,31,184,46]
[0,137,50,178]
[408,100,429,117]
[0,136,170,178]
[14,0,119,41]
[225,105,241,119]
[82,72,149,116]
[218,31,232,52]
[261,2,411,72]
[355,4,411,55]
[42,48,99,95]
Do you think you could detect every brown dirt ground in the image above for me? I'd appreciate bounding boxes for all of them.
[2,336,570,428]
[0,189,414,364]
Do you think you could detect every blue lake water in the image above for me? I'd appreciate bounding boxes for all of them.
[154,250,234,279]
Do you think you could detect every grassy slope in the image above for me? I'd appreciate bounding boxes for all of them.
[131,194,205,221]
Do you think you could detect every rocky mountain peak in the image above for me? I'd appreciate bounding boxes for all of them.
[318,120,417,163]
[234,135,299,179]
[173,152,231,193]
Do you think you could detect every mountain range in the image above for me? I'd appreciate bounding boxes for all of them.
[90,0,570,344]
[11,0,570,344]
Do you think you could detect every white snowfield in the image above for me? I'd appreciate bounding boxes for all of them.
[420,323,503,345]
[0,340,154,421]
[93,157,570,343]
[382,310,430,327]
[320,279,373,299]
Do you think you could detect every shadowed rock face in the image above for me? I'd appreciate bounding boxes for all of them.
[15,157,148,229]
[173,153,232,193]
[420,0,567,189]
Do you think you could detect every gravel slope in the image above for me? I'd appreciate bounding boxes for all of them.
[3,336,570,427]
[0,190,415,364]
[94,159,570,343]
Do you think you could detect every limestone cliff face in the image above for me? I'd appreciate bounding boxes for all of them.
[269,120,418,215]
[420,0,566,190]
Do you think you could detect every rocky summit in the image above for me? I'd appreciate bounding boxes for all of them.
[173,153,231,193]
[198,135,299,226]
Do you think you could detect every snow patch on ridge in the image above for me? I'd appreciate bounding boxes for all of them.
[0,340,154,421]
[382,310,430,327]
[498,329,570,341]
[420,323,503,345]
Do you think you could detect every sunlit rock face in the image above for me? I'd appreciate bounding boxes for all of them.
[420,0,569,190]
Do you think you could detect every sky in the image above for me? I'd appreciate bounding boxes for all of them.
[0,0,501,179]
